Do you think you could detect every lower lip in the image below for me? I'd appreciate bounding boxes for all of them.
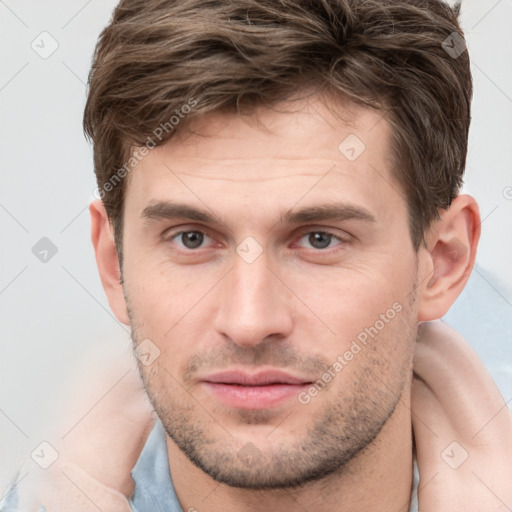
[202,382,309,409]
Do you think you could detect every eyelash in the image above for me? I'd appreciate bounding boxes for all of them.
[164,228,349,253]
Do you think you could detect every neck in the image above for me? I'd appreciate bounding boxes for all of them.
[167,392,413,512]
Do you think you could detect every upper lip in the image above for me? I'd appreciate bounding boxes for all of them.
[201,370,312,386]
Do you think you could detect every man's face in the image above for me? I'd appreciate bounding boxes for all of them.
[121,94,420,488]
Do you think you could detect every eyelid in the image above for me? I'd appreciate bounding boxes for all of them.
[161,224,210,239]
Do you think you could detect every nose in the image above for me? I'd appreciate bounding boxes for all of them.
[213,246,294,348]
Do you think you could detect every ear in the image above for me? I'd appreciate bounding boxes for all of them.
[90,199,130,325]
[417,194,481,321]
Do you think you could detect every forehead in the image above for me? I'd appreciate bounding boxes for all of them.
[124,93,403,225]
[147,94,389,168]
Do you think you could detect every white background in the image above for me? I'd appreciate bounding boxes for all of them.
[1,0,511,492]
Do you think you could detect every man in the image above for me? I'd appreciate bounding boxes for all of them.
[2,0,511,510]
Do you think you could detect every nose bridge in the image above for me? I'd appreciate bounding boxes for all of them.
[214,246,293,347]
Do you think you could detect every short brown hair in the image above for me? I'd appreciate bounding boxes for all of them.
[83,0,471,264]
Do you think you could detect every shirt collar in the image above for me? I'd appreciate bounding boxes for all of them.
[129,418,183,512]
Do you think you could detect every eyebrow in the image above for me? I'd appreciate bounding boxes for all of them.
[142,201,215,224]
[140,200,376,227]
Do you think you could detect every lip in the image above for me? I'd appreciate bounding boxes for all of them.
[199,369,312,410]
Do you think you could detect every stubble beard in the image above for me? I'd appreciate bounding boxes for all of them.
[125,286,417,490]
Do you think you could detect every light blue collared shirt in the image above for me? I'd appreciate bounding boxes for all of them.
[129,418,182,512]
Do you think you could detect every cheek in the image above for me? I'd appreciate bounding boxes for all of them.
[124,251,194,313]
[123,260,219,362]
[284,256,416,343]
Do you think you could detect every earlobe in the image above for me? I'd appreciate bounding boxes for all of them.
[417,195,480,321]
[90,199,130,325]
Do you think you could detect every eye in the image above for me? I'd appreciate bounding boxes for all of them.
[168,230,212,250]
[296,231,346,250]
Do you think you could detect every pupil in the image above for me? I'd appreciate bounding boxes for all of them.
[310,232,331,249]
[182,231,203,249]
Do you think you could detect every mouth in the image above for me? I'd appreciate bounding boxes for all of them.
[199,369,313,410]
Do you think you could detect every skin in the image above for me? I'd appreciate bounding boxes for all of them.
[413,321,512,510]
[21,323,512,512]
[91,91,480,511]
